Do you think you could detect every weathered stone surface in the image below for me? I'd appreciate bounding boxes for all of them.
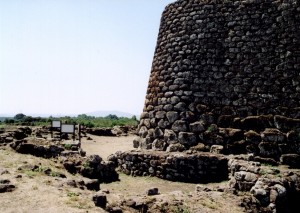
[92,192,107,208]
[146,187,159,196]
[133,137,140,148]
[189,121,205,133]
[178,132,197,147]
[166,111,179,123]
[166,143,185,152]
[0,184,15,193]
[152,139,165,151]
[115,151,228,183]
[85,179,100,191]
[244,130,261,144]
[280,154,300,168]
[164,129,178,144]
[258,142,279,159]
[261,129,286,143]
[135,0,300,162]
[210,145,224,154]
[171,120,188,132]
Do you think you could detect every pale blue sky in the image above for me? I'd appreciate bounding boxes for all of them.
[0,0,175,116]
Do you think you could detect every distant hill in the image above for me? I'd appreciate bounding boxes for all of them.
[85,110,136,118]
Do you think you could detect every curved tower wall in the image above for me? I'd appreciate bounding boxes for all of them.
[136,0,300,155]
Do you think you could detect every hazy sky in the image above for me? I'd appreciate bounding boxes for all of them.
[0,0,175,116]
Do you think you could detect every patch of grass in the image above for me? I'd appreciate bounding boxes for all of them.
[49,170,60,177]
[24,170,38,178]
[34,166,47,173]
[74,201,93,209]
[171,205,191,213]
[82,162,91,169]
[67,192,79,198]
[64,144,72,150]
[199,198,218,210]
[65,192,92,209]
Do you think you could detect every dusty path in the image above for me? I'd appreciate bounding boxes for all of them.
[80,135,136,160]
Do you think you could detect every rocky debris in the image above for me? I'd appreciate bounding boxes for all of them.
[17,163,66,178]
[92,192,107,208]
[0,127,32,146]
[61,154,118,183]
[229,158,300,213]
[0,179,15,193]
[59,178,100,191]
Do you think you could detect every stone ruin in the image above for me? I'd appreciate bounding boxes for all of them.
[134,0,300,164]
[116,1,300,211]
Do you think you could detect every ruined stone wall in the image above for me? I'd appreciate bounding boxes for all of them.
[110,151,228,183]
[136,0,300,158]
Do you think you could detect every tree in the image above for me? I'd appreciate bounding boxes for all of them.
[14,113,26,121]
[131,115,137,121]
[105,114,119,120]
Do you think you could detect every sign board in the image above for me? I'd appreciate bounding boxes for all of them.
[52,120,61,128]
[61,124,75,133]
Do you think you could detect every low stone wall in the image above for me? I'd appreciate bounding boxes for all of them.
[109,151,228,183]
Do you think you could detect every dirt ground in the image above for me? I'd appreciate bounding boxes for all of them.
[0,133,245,213]
[81,135,136,159]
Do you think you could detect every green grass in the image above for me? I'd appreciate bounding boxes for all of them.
[67,192,79,197]
[64,144,72,150]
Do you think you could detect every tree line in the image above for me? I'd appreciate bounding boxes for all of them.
[0,113,138,128]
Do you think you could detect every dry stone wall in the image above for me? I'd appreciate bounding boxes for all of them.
[110,151,228,183]
[136,0,300,161]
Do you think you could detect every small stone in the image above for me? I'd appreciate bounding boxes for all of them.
[146,187,159,196]
[0,179,10,184]
[0,169,10,175]
[109,206,122,213]
[92,192,107,208]
[210,145,224,154]
[0,184,16,193]
[85,179,100,191]
[124,199,136,207]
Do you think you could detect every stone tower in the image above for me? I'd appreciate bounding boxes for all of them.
[136,0,300,158]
